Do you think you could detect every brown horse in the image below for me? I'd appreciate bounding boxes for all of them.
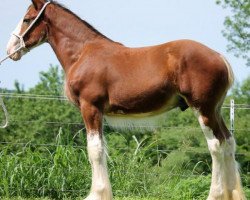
[5,1,245,199]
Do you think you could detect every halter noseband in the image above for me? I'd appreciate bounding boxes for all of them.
[0,1,51,65]
[0,1,51,128]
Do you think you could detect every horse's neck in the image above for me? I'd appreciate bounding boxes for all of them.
[46,5,106,73]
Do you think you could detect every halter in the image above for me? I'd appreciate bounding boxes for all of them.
[0,1,51,65]
[0,1,51,128]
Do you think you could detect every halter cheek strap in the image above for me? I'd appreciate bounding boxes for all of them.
[0,1,51,128]
[0,1,51,65]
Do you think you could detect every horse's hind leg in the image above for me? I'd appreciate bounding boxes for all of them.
[194,108,245,200]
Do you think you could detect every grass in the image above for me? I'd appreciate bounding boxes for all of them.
[0,143,209,199]
[2,198,159,200]
[0,128,249,200]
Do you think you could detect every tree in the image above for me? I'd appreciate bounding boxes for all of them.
[1,65,83,144]
[29,64,65,95]
[216,0,250,66]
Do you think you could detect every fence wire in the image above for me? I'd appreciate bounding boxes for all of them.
[0,94,249,198]
[0,94,249,155]
[1,92,250,108]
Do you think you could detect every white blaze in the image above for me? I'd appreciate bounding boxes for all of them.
[6,18,23,55]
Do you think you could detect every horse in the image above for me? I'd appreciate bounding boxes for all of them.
[5,1,246,199]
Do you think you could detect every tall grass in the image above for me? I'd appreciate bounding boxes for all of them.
[0,128,249,199]
[0,145,212,200]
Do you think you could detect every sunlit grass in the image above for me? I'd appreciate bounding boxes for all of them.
[0,128,249,199]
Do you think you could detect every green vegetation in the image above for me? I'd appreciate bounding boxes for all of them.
[0,66,249,199]
[216,0,250,66]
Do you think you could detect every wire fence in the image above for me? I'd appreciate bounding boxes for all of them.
[0,93,249,198]
[1,92,250,108]
[0,94,249,140]
[0,94,249,160]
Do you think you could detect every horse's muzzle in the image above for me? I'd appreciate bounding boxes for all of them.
[9,51,22,61]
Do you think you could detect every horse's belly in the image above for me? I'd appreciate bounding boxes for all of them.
[105,98,177,117]
[104,101,177,129]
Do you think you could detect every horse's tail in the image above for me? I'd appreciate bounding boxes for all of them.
[220,55,235,89]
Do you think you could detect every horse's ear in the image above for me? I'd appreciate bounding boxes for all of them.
[31,0,47,10]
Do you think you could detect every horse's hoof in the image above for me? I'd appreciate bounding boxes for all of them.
[232,189,246,200]
[84,193,112,200]
[206,195,222,200]
[84,194,101,200]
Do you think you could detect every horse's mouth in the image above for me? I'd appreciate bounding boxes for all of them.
[8,49,27,61]
[10,52,22,61]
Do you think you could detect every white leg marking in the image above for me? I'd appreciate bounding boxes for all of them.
[224,137,246,200]
[197,114,246,200]
[198,116,224,199]
[224,137,236,190]
[85,131,112,200]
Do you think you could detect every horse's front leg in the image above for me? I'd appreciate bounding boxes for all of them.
[80,100,113,200]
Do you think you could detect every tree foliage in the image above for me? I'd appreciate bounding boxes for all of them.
[216,0,250,66]
[0,65,83,144]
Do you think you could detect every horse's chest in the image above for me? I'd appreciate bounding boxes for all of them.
[64,80,80,106]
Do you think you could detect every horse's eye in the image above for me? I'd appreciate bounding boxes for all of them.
[23,18,31,24]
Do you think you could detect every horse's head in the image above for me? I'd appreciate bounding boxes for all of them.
[6,0,50,61]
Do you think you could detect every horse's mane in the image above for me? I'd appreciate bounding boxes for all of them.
[50,1,112,41]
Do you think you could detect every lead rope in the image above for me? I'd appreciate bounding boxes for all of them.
[0,2,52,126]
[0,95,8,129]
[0,1,51,65]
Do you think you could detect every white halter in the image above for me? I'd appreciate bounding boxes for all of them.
[0,1,51,128]
[0,1,51,65]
